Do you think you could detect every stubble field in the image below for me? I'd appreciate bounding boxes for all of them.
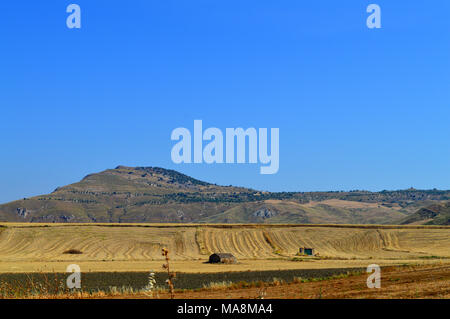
[0,223,448,273]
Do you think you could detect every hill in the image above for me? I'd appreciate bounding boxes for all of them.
[400,202,450,225]
[0,166,449,224]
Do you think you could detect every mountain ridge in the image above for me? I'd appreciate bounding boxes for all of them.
[0,166,449,225]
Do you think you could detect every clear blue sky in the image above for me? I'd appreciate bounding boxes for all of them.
[0,1,449,203]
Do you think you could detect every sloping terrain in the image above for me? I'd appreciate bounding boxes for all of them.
[0,166,449,224]
[0,166,253,223]
[0,224,448,263]
[401,202,450,225]
[198,200,409,224]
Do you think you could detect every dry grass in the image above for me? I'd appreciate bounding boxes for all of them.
[2,258,449,274]
[305,199,384,209]
[0,223,448,273]
[1,222,448,229]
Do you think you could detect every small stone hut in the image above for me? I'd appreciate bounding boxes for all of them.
[208,253,237,264]
[298,247,315,256]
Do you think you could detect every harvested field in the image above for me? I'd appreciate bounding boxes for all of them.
[1,258,446,274]
[0,223,448,273]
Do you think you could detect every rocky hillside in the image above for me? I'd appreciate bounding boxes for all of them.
[400,202,450,225]
[0,166,449,224]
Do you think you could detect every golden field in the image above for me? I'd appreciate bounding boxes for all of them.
[0,223,449,273]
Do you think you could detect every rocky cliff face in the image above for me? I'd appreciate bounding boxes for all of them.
[16,208,31,218]
[253,208,278,219]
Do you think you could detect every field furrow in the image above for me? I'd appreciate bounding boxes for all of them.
[0,225,448,266]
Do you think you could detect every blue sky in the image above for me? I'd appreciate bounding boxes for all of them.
[0,1,449,203]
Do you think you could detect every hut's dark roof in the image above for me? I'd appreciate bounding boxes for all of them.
[212,253,235,258]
